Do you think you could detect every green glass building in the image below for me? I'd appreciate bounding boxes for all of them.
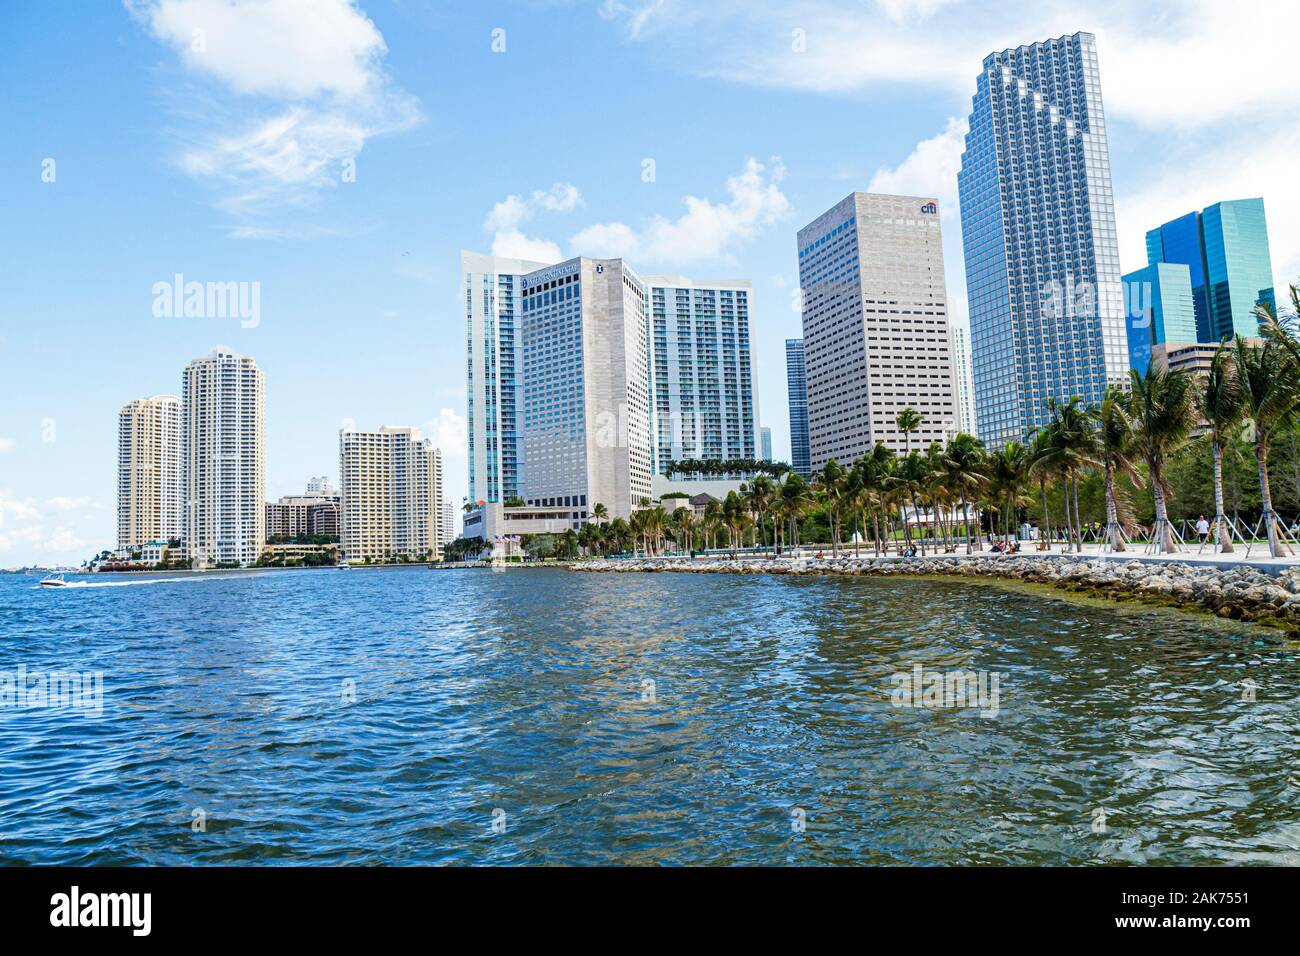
[1121,262,1197,374]
[1145,198,1276,342]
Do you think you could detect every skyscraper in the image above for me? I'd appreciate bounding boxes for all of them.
[948,325,978,437]
[797,192,958,468]
[759,426,773,462]
[463,250,553,506]
[957,31,1128,447]
[117,394,181,549]
[520,257,653,522]
[182,347,265,567]
[1146,198,1275,342]
[339,426,443,563]
[644,276,758,471]
[1121,262,1197,375]
[785,338,810,477]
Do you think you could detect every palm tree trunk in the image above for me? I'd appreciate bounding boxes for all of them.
[1256,440,1288,557]
[1071,473,1084,552]
[1212,443,1233,553]
[1151,463,1177,554]
[1105,464,1124,552]
[962,499,973,554]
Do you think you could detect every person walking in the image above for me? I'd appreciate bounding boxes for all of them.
[1195,515,1210,545]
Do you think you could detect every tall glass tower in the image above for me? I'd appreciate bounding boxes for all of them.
[462,250,552,506]
[785,338,810,477]
[1146,198,1275,342]
[957,31,1128,446]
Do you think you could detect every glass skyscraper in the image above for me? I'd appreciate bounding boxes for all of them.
[957,31,1128,446]
[1121,262,1197,375]
[1146,198,1275,342]
[785,338,810,477]
[645,277,758,471]
[463,251,552,506]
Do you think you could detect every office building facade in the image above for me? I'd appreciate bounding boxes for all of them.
[181,348,265,567]
[645,276,758,471]
[1122,262,1197,374]
[117,394,182,549]
[1146,198,1276,342]
[797,192,958,468]
[957,31,1128,446]
[338,426,443,563]
[785,338,810,477]
[519,257,653,523]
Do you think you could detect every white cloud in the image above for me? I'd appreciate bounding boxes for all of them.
[875,0,963,24]
[597,0,668,38]
[484,183,583,262]
[0,438,15,453]
[603,1,1300,130]
[570,157,790,266]
[127,0,388,98]
[867,117,966,216]
[0,491,92,563]
[45,496,99,512]
[127,0,421,217]
[428,407,467,461]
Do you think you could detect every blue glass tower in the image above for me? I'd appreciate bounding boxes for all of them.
[1147,198,1275,342]
[957,31,1128,446]
[1122,262,1197,375]
[785,338,810,477]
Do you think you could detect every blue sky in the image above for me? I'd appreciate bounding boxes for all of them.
[2,0,1297,567]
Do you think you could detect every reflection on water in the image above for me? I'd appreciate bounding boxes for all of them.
[0,567,1296,865]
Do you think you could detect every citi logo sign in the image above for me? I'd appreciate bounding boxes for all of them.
[920,202,938,215]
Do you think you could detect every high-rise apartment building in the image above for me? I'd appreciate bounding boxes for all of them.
[1122,262,1197,374]
[644,276,758,471]
[519,257,653,523]
[463,250,553,506]
[306,475,334,495]
[266,491,341,540]
[441,499,456,543]
[1146,198,1276,342]
[785,338,810,477]
[181,348,265,567]
[948,325,978,436]
[117,394,182,549]
[797,192,958,468]
[957,31,1128,447]
[338,426,443,563]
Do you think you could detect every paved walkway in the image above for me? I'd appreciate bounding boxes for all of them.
[789,541,1300,575]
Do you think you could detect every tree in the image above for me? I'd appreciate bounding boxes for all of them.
[986,441,1030,544]
[1093,387,1140,552]
[896,407,922,456]
[591,502,608,526]
[1195,342,1247,552]
[942,433,987,553]
[813,459,848,557]
[1235,317,1300,557]
[1129,365,1195,553]
[777,471,814,550]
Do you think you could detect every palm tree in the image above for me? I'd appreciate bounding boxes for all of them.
[1129,365,1195,553]
[896,407,922,456]
[986,441,1030,545]
[897,450,930,554]
[1195,342,1247,552]
[813,459,848,557]
[778,471,814,550]
[1093,387,1140,552]
[1235,319,1300,556]
[943,432,987,553]
[591,502,608,527]
[745,473,777,554]
[1025,427,1056,550]
[722,491,746,557]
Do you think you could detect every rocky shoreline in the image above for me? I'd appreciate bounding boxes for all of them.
[568,554,1300,632]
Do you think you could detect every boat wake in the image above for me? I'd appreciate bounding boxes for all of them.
[36,574,260,590]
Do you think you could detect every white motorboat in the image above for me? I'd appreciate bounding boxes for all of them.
[39,574,69,588]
